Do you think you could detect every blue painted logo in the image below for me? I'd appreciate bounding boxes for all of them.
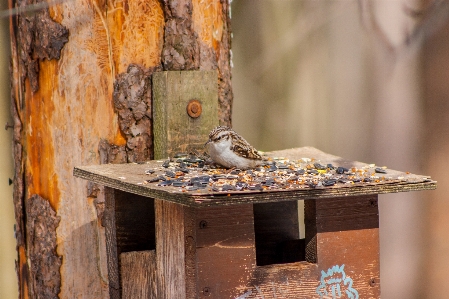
[316,264,359,299]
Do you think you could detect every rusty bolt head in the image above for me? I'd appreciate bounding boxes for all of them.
[187,99,202,118]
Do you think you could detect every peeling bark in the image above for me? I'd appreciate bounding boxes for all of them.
[10,90,28,298]
[17,0,69,92]
[112,64,159,163]
[98,139,127,165]
[161,0,200,70]
[10,91,24,247]
[217,0,233,126]
[26,194,62,299]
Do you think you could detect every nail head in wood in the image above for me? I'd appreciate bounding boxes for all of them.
[199,220,208,229]
[187,99,202,118]
[202,287,211,296]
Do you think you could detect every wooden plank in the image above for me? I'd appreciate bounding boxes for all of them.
[232,195,380,298]
[74,147,436,208]
[183,206,198,299]
[306,195,380,298]
[195,204,256,298]
[316,229,380,298]
[153,70,219,160]
[314,195,378,232]
[155,199,196,299]
[120,250,157,299]
[234,262,320,298]
[103,187,121,299]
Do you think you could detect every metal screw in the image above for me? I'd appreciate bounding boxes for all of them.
[5,122,13,130]
[202,287,211,296]
[199,220,208,229]
[369,278,376,287]
[187,99,202,118]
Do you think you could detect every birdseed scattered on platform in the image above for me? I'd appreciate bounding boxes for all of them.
[139,153,426,194]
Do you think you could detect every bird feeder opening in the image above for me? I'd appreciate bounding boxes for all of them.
[254,201,306,266]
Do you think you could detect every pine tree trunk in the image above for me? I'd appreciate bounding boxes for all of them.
[9,0,232,298]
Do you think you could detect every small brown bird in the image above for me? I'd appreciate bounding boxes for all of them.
[205,126,263,169]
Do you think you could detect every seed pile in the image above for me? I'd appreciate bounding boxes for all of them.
[141,154,400,193]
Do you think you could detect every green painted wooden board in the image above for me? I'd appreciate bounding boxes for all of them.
[73,147,436,208]
[153,70,219,160]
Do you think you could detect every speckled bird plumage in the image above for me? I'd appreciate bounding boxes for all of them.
[205,126,263,169]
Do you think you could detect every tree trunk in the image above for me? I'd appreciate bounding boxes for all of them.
[421,9,449,298]
[9,0,232,298]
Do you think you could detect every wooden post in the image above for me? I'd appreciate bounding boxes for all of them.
[120,251,157,299]
[153,70,219,159]
[154,200,196,299]
[9,0,232,297]
[103,187,121,299]
[151,70,219,298]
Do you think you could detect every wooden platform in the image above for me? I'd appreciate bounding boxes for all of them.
[74,147,436,207]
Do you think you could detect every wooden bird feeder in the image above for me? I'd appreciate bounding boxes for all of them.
[74,71,436,299]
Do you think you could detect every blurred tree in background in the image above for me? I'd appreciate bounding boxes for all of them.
[231,1,449,298]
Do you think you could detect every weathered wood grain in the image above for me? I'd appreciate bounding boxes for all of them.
[74,147,436,208]
[317,229,380,298]
[195,204,256,298]
[183,205,198,299]
[308,195,380,298]
[311,195,379,232]
[120,250,157,299]
[232,195,380,298]
[153,70,219,160]
[103,187,121,299]
[155,200,196,299]
[234,262,320,298]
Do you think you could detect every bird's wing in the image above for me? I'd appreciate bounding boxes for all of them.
[230,133,262,160]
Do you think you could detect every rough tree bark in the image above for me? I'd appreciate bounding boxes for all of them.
[9,0,232,298]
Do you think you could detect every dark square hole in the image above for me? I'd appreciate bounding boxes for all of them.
[114,190,156,254]
[253,201,305,266]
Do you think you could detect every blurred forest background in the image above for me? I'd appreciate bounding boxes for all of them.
[231,1,449,298]
[1,0,449,298]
